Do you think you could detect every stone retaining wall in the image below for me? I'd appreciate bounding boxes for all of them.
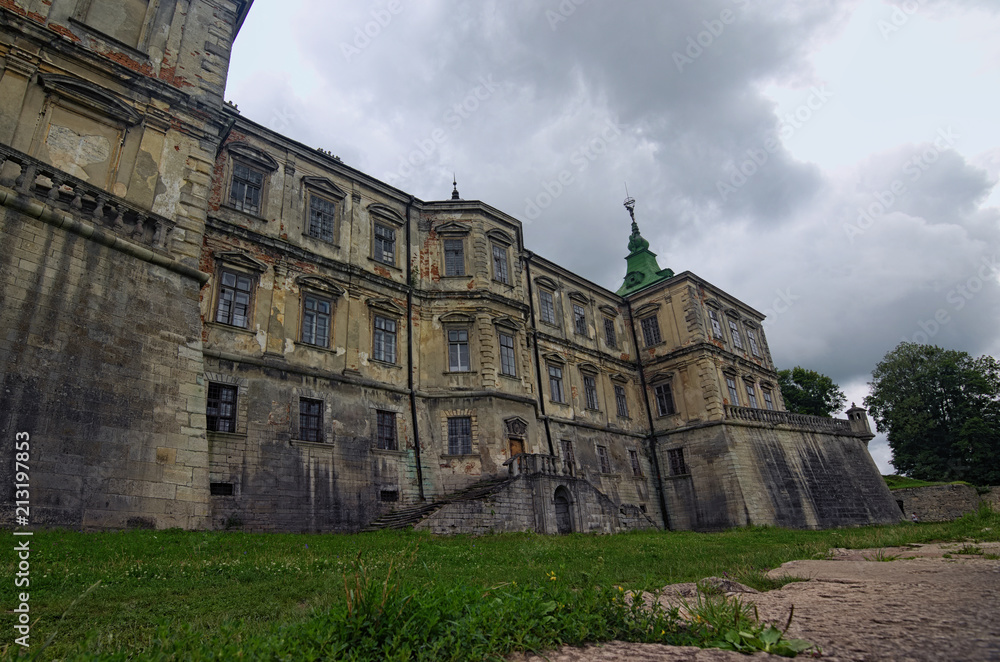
[892,484,988,522]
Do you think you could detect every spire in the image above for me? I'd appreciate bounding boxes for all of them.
[615,190,673,296]
[451,174,461,200]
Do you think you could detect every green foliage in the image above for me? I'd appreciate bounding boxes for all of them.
[882,475,964,490]
[3,512,998,661]
[777,366,847,417]
[865,342,1000,485]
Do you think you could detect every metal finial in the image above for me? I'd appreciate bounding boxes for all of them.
[451,174,460,200]
[623,183,636,223]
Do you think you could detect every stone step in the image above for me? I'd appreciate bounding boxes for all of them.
[362,476,514,532]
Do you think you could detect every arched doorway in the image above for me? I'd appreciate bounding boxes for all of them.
[554,486,573,534]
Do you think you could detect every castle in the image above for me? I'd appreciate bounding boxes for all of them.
[0,0,901,533]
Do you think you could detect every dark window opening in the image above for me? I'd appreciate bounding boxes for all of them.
[668,448,687,476]
[210,482,234,496]
[207,383,237,433]
[299,397,323,442]
[380,489,399,503]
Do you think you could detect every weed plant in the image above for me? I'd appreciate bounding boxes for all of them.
[2,507,996,660]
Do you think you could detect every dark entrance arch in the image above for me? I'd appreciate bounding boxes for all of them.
[554,486,573,534]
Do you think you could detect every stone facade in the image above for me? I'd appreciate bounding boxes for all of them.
[0,0,901,534]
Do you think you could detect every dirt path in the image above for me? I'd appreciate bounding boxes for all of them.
[510,542,1000,662]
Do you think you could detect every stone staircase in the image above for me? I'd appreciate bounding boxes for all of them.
[363,476,515,531]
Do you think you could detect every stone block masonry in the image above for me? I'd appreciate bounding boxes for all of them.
[0,205,210,529]
[893,484,986,522]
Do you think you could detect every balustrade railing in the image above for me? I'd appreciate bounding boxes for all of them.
[724,404,853,433]
[0,144,174,252]
[504,453,566,478]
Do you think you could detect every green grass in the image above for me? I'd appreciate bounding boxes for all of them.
[882,474,974,490]
[3,507,997,660]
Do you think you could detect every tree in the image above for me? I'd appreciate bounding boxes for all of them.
[864,342,1000,485]
[777,366,846,417]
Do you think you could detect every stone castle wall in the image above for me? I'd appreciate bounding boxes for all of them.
[658,421,901,530]
[893,484,985,522]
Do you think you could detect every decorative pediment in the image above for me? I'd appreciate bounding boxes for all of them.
[486,228,514,246]
[705,298,721,309]
[301,176,347,200]
[599,304,620,318]
[296,275,346,297]
[368,203,405,225]
[760,380,775,389]
[742,319,759,329]
[435,221,470,236]
[39,74,142,125]
[725,308,742,320]
[492,315,521,331]
[366,297,404,316]
[215,251,267,273]
[609,372,629,384]
[227,142,279,171]
[542,352,565,365]
[578,362,599,375]
[504,417,529,438]
[534,276,558,291]
[648,370,674,384]
[721,366,739,378]
[567,290,589,304]
[633,302,660,318]
[741,373,757,384]
[439,311,474,324]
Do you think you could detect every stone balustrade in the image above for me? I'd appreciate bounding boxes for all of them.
[0,144,175,253]
[725,404,854,434]
[504,453,564,478]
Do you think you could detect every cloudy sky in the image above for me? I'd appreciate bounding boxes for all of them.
[226,0,1000,473]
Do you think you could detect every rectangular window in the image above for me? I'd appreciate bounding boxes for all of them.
[373,223,396,265]
[308,195,336,243]
[215,269,254,328]
[299,398,323,442]
[640,315,662,346]
[584,374,599,410]
[654,383,676,417]
[380,489,399,503]
[206,383,237,433]
[229,162,263,214]
[444,238,465,276]
[604,317,617,349]
[708,308,723,339]
[726,377,741,406]
[614,384,629,418]
[667,448,687,476]
[492,244,509,284]
[573,304,587,335]
[448,329,470,372]
[372,315,397,363]
[447,416,472,455]
[498,332,517,377]
[301,294,331,348]
[728,319,744,349]
[745,383,759,409]
[628,449,642,477]
[762,389,775,410]
[560,439,575,474]
[548,365,564,403]
[597,445,611,474]
[539,289,556,324]
[746,329,761,357]
[376,410,397,450]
